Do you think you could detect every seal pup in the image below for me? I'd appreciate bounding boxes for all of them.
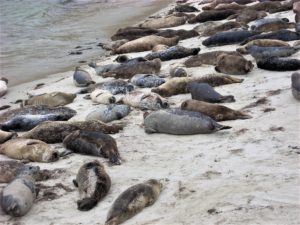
[0,138,59,162]
[121,90,168,110]
[247,45,300,59]
[0,77,8,97]
[170,67,187,77]
[237,39,290,54]
[86,104,131,123]
[291,72,300,100]
[181,99,251,121]
[215,54,253,75]
[0,130,16,144]
[144,109,231,135]
[111,27,159,41]
[139,16,186,29]
[130,74,165,88]
[113,35,180,54]
[187,82,235,103]
[1,165,39,217]
[145,46,200,61]
[105,179,162,225]
[73,67,95,87]
[257,57,300,71]
[79,80,134,95]
[63,130,121,165]
[73,160,111,211]
[24,92,76,107]
[91,89,116,105]
[21,120,124,143]
[188,9,237,24]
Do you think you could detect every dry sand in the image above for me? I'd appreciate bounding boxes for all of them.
[0,0,299,225]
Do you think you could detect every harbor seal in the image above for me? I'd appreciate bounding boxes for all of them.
[187,82,235,103]
[0,138,59,162]
[0,130,16,144]
[0,105,76,131]
[215,54,254,75]
[229,9,267,25]
[188,9,237,24]
[24,92,76,107]
[111,27,159,41]
[181,99,251,121]
[0,77,8,97]
[63,130,121,165]
[170,67,187,77]
[253,20,295,32]
[156,29,199,40]
[250,18,290,30]
[21,120,124,143]
[113,35,180,54]
[73,67,95,87]
[247,45,300,59]
[257,57,300,71]
[130,74,165,88]
[121,90,168,110]
[193,21,223,34]
[291,72,300,100]
[79,80,134,95]
[237,39,290,54]
[144,109,231,135]
[294,2,300,23]
[73,160,111,211]
[174,4,199,12]
[139,15,186,29]
[201,21,244,36]
[144,46,200,61]
[105,179,162,225]
[91,90,116,104]
[86,104,131,123]
[248,1,282,12]
[1,165,39,217]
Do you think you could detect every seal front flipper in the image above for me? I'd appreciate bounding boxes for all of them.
[77,198,98,211]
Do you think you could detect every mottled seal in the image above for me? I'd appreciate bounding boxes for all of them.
[156,29,199,40]
[170,67,187,77]
[73,67,95,87]
[0,105,76,131]
[187,82,235,103]
[247,45,300,59]
[257,57,300,71]
[130,74,165,88]
[175,4,199,12]
[188,9,237,24]
[121,90,168,110]
[248,1,282,12]
[63,130,121,165]
[91,90,116,104]
[215,54,254,75]
[111,27,159,41]
[181,99,251,121]
[250,18,289,30]
[21,120,124,143]
[152,75,243,97]
[24,92,76,107]
[79,80,134,95]
[237,39,290,54]
[73,160,111,211]
[184,51,242,67]
[105,179,162,225]
[0,130,16,144]
[139,15,186,29]
[229,9,267,25]
[0,138,59,162]
[253,20,295,33]
[291,72,300,100]
[0,77,8,97]
[193,21,223,34]
[145,46,200,61]
[144,109,231,135]
[113,35,179,54]
[86,104,131,123]
[201,21,244,36]
[1,165,39,217]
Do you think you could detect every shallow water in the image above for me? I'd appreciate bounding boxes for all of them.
[0,0,172,86]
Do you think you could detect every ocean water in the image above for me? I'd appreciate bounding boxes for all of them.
[0,0,172,86]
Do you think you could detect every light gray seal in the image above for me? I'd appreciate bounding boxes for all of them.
[1,165,39,217]
[144,109,231,135]
[145,46,200,61]
[130,74,165,88]
[247,45,300,59]
[24,92,77,107]
[73,160,111,211]
[291,72,300,100]
[73,67,95,87]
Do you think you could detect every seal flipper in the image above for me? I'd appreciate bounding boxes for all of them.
[77,198,98,211]
[105,218,119,225]
[73,179,78,187]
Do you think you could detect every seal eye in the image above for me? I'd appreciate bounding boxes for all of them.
[51,152,59,161]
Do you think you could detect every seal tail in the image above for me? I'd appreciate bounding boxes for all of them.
[77,198,98,211]
[237,112,252,120]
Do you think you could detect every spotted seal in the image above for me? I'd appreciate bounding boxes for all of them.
[247,45,300,59]
[170,67,187,77]
[130,74,165,88]
[237,39,290,54]
[145,46,200,61]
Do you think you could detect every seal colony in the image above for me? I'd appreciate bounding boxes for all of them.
[0,0,299,224]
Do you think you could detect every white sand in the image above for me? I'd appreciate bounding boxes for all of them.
[1,1,300,225]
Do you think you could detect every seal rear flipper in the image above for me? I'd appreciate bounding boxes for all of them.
[77,198,98,211]
[73,179,78,187]
[105,218,119,225]
[236,112,252,120]
[218,125,232,131]
[221,95,235,103]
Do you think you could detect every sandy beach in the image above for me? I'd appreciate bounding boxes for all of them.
[0,0,300,225]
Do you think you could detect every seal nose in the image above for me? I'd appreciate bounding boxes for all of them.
[109,155,121,165]
[51,152,59,162]
[109,96,116,104]
[127,85,134,92]
[162,102,169,108]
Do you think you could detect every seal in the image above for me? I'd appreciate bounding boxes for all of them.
[248,1,282,12]
[0,138,59,162]
[237,39,290,54]
[24,92,76,107]
[139,15,186,29]
[130,74,165,88]
[193,21,222,34]
[111,27,159,41]
[152,75,243,97]
[156,29,199,40]
[184,51,242,67]
[114,56,147,64]
[170,67,187,77]
[98,39,129,52]
[229,9,267,25]
[247,45,300,59]
[203,0,254,10]
[145,46,200,61]
[121,90,168,110]
[174,4,199,12]
[79,80,134,95]
[250,18,290,30]
[291,72,300,100]
[73,67,95,87]
[91,90,116,104]
[187,82,235,103]
[188,9,237,24]
[1,165,39,217]
[113,35,180,54]
[0,130,16,144]
[144,109,231,135]
[181,99,251,121]
[105,179,162,225]
[0,105,77,131]
[86,104,131,123]
[253,20,295,33]
[215,54,254,75]
[63,130,121,165]
[73,160,111,211]
[202,30,259,47]
[294,2,300,23]
[213,2,247,10]
[21,120,124,143]
[201,21,244,36]
[0,77,8,97]
[257,57,300,71]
